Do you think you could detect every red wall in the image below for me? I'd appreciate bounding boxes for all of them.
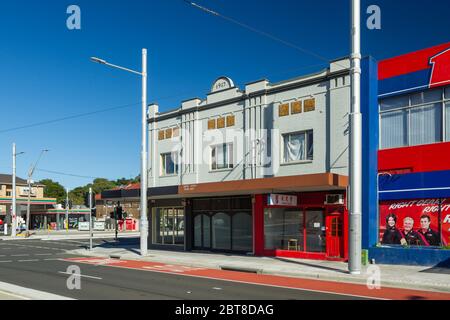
[378,142,450,174]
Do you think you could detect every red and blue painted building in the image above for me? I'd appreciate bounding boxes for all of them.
[364,42,450,266]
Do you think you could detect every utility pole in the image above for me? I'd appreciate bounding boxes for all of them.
[12,144,17,238]
[348,0,362,275]
[89,187,93,250]
[90,48,148,256]
[66,188,69,231]
[26,149,49,233]
[140,48,149,256]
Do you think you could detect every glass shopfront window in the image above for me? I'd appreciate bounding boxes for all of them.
[152,207,184,245]
[264,207,325,253]
[192,197,252,253]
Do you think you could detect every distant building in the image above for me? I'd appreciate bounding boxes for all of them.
[0,173,56,228]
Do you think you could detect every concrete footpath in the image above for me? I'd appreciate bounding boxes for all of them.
[70,246,450,294]
[0,230,139,241]
[0,281,73,300]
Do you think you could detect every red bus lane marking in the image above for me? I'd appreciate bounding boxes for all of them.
[64,257,450,300]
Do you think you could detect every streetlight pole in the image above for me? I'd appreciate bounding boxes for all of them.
[26,149,49,233]
[66,187,69,231]
[91,49,148,256]
[11,144,24,238]
[12,144,17,238]
[348,0,362,275]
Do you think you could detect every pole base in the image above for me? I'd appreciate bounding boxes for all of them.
[349,271,362,275]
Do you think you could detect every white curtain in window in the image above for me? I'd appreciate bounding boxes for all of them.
[381,111,407,149]
[284,133,305,162]
[216,145,225,168]
[410,103,441,146]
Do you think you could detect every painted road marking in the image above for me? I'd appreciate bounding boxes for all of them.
[64,257,450,301]
[0,261,13,263]
[12,254,29,257]
[34,253,53,256]
[58,271,102,280]
[18,259,40,262]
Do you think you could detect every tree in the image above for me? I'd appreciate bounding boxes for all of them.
[39,179,66,205]
[69,186,87,206]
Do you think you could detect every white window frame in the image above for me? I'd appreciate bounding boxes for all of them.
[379,86,450,149]
[160,152,178,176]
[282,130,314,164]
[210,143,234,171]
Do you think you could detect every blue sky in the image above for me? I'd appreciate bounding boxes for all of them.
[0,0,449,190]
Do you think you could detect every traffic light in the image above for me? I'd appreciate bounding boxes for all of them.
[116,206,123,220]
[84,192,96,208]
[91,207,97,217]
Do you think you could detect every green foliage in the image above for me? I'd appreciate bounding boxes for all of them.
[39,179,66,205]
[40,175,140,206]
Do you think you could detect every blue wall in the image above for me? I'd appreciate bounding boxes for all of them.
[361,56,379,249]
[369,247,450,267]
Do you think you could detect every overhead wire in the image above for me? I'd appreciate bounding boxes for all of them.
[181,0,347,68]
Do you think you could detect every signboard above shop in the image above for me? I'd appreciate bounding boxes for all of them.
[379,41,450,97]
[268,194,298,207]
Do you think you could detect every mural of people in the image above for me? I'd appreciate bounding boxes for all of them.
[417,214,441,246]
[381,213,403,245]
[400,217,426,246]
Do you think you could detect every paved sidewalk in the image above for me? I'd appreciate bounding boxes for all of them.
[0,281,73,300]
[0,231,139,241]
[69,245,450,294]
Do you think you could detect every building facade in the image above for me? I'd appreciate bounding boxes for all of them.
[365,42,450,266]
[0,174,57,230]
[132,56,377,260]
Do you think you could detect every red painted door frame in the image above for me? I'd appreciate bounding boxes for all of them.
[253,193,348,260]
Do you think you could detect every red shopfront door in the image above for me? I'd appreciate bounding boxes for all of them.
[325,214,343,258]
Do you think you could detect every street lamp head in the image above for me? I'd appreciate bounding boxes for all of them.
[90,57,107,64]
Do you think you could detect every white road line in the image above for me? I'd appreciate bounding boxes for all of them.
[11,254,29,257]
[58,271,102,280]
[18,260,40,262]
[34,254,52,256]
[44,258,61,261]
[0,261,13,263]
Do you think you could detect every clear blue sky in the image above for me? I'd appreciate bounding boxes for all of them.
[0,0,449,190]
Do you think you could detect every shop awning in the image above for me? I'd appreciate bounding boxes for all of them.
[179,173,347,198]
[379,170,450,200]
[101,173,348,200]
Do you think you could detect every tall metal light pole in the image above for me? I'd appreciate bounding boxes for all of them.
[11,144,25,238]
[66,187,69,231]
[26,149,49,233]
[91,49,148,256]
[348,0,362,274]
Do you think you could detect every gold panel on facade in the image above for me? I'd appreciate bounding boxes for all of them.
[158,130,165,140]
[208,119,216,130]
[226,115,235,127]
[304,98,316,112]
[165,128,173,139]
[279,103,289,117]
[173,127,180,137]
[291,101,302,114]
[217,117,225,129]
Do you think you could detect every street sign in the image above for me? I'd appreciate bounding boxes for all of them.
[78,221,90,231]
[93,221,105,231]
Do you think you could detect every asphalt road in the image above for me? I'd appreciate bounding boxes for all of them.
[0,238,368,300]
